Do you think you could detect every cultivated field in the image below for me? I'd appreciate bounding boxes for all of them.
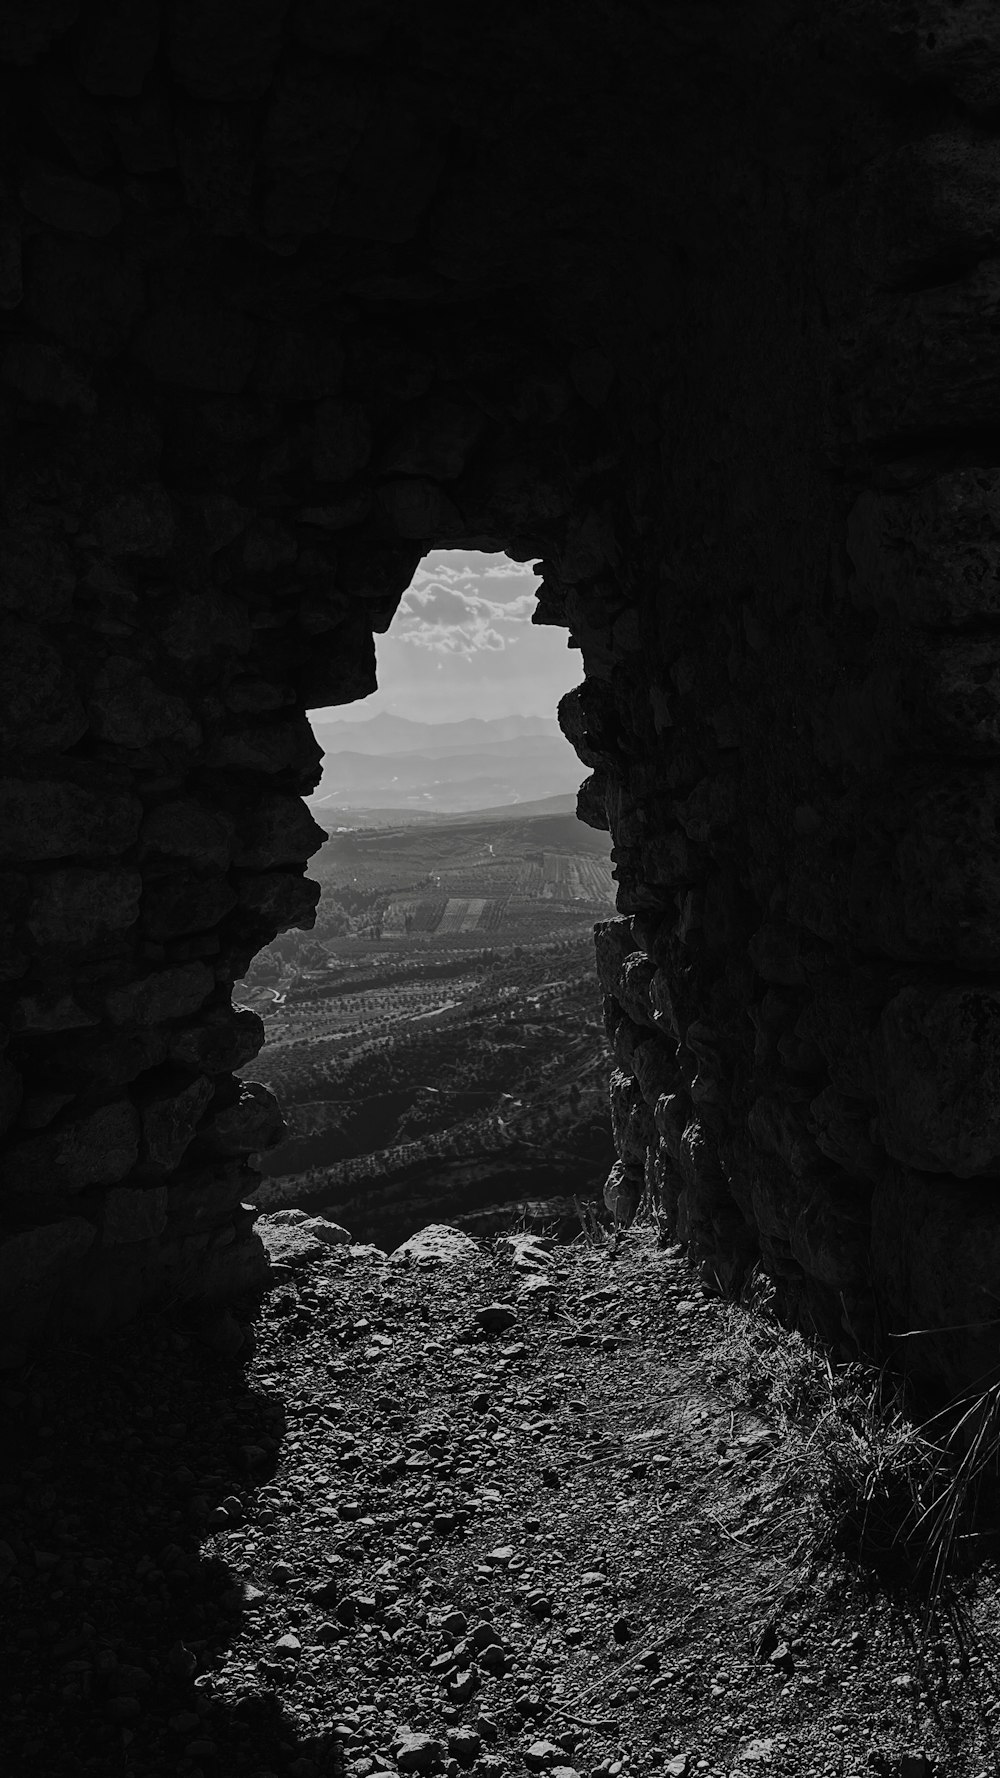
[239,810,617,1243]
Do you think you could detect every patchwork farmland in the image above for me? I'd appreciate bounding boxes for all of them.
[238,809,617,1243]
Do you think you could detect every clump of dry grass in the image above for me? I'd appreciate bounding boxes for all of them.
[716,1267,1000,1604]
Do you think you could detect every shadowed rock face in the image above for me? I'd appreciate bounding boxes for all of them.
[2,0,1000,1388]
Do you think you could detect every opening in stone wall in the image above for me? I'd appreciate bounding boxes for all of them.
[238,553,617,1248]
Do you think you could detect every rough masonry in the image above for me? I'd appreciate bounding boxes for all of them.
[2,0,1000,1391]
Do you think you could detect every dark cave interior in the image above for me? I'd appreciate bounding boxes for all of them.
[4,0,1000,1392]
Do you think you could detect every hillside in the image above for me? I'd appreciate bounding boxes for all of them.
[308,713,583,814]
[239,809,617,1242]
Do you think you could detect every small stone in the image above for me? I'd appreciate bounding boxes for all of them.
[107,1697,141,1722]
[664,1757,689,1777]
[393,1729,446,1773]
[541,1467,561,1489]
[526,1591,552,1617]
[447,1728,482,1767]
[270,1561,294,1585]
[525,1742,564,1772]
[273,1632,301,1656]
[447,1668,479,1704]
[484,1545,514,1567]
[441,1611,468,1635]
[475,1303,519,1333]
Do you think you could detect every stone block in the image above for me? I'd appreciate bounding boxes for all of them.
[231,794,326,870]
[872,1169,1000,1388]
[0,1219,96,1322]
[295,616,378,706]
[388,1224,481,1266]
[0,530,75,620]
[259,60,372,236]
[166,1163,254,1232]
[132,303,259,393]
[381,397,486,480]
[104,963,215,1028]
[168,0,287,101]
[312,397,373,481]
[102,1183,168,1244]
[0,774,142,861]
[808,1087,882,1182]
[258,1218,328,1269]
[28,868,142,948]
[5,1100,140,1193]
[141,872,237,941]
[0,617,87,751]
[107,91,177,173]
[201,1082,285,1155]
[328,84,446,243]
[654,1092,689,1164]
[169,1005,265,1074]
[91,483,175,556]
[175,99,256,234]
[0,0,79,65]
[610,1068,654,1165]
[137,1072,214,1174]
[851,769,1000,964]
[20,169,122,236]
[141,799,235,870]
[834,134,1000,293]
[235,870,320,932]
[603,1159,642,1223]
[376,479,464,540]
[848,472,1000,628]
[593,916,639,997]
[253,328,344,400]
[12,988,99,1033]
[875,983,1000,1176]
[1,340,98,411]
[77,0,160,95]
[788,1181,871,1293]
[22,233,143,356]
[207,718,322,782]
[848,262,1000,443]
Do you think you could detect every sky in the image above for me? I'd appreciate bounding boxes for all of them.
[314,551,582,724]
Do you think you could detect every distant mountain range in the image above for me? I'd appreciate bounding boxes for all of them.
[309,713,582,815]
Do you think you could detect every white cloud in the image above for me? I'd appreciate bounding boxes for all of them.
[394,577,536,655]
[483,559,538,577]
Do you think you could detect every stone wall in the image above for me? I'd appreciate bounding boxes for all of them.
[3,0,1000,1390]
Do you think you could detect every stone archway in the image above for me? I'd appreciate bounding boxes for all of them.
[3,0,1000,1392]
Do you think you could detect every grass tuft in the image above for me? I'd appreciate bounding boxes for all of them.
[716,1267,1000,1609]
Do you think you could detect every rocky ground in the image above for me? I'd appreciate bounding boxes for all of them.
[4,1219,1000,1778]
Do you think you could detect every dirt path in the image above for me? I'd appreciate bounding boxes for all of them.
[3,1227,1000,1778]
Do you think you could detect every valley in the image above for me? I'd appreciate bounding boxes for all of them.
[239,808,618,1245]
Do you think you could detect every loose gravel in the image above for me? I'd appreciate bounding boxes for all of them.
[4,1225,1000,1778]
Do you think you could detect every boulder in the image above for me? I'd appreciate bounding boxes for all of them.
[388,1224,483,1267]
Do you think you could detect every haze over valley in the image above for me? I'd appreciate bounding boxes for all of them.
[309,712,584,816]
